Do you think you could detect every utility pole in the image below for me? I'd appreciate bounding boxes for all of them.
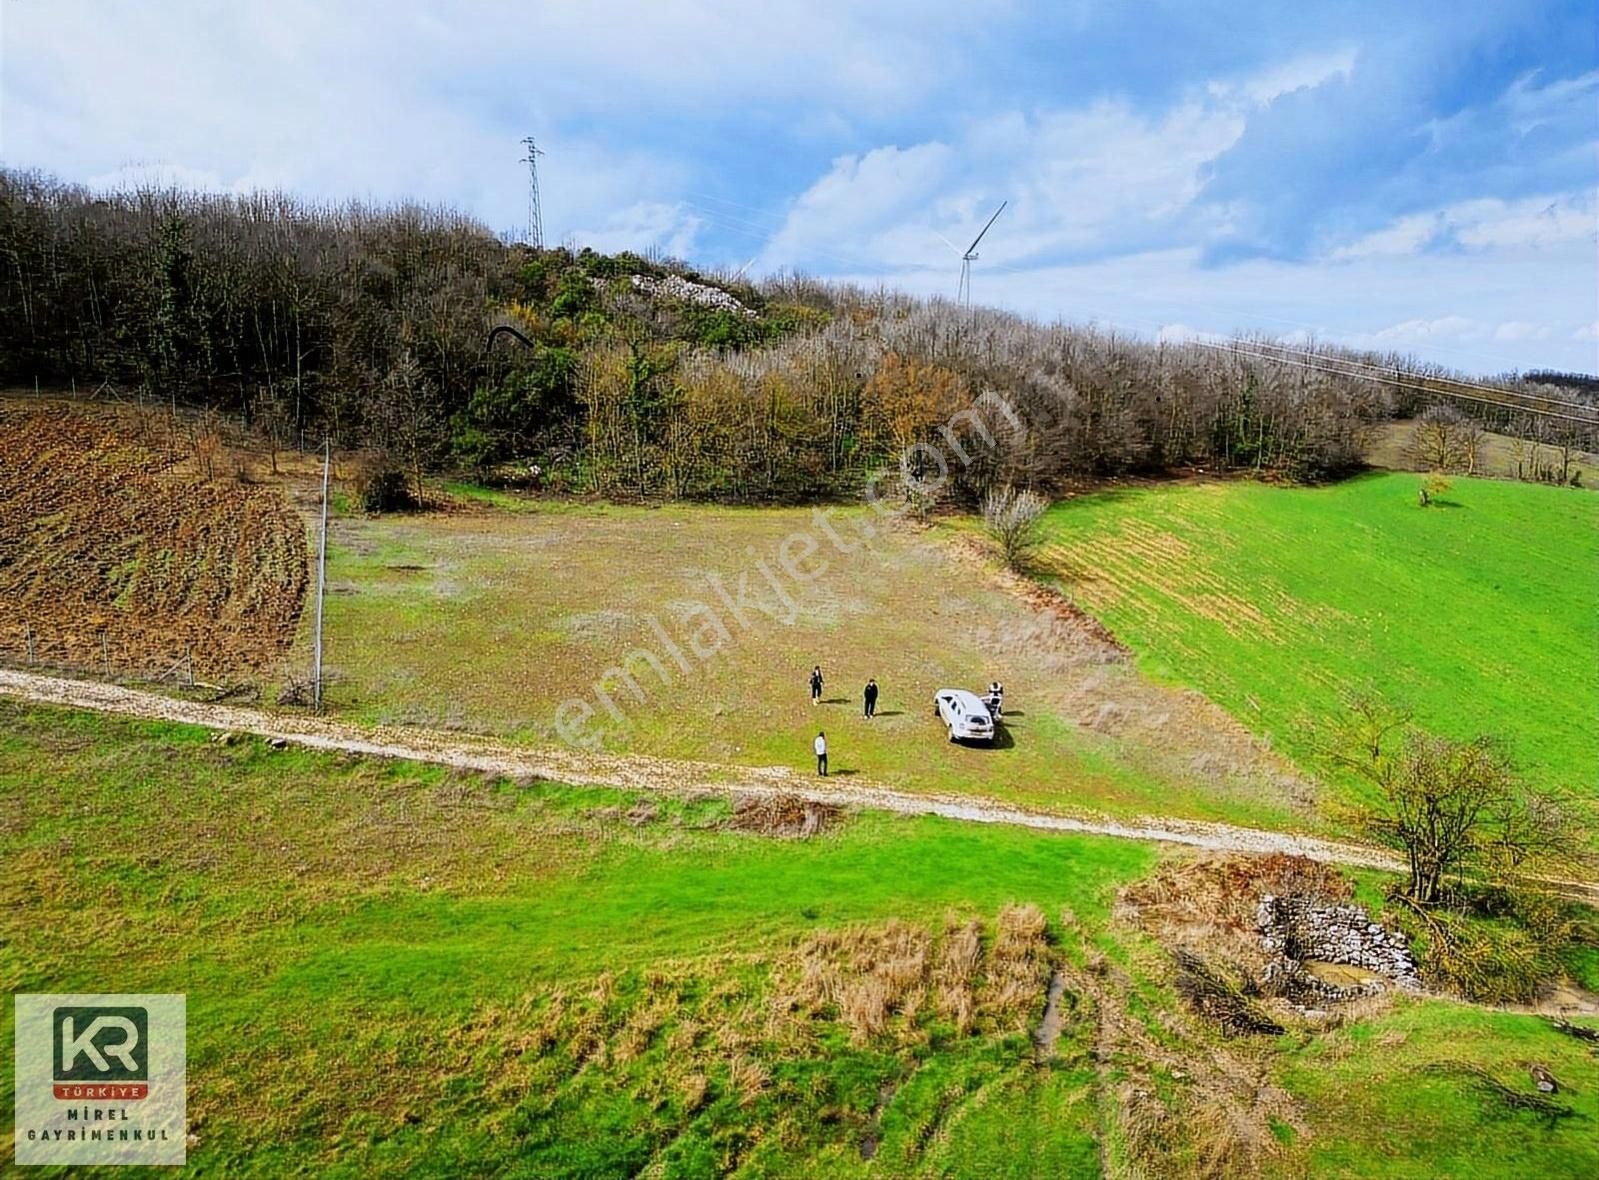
[312,438,330,711]
[521,136,545,250]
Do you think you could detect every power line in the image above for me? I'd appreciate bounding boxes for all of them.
[1182,335,1599,415]
[1184,340,1599,426]
[952,260,1599,421]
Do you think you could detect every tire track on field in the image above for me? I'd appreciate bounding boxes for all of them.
[2,667,1592,902]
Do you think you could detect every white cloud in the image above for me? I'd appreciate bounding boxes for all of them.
[1372,316,1485,341]
[568,202,702,258]
[1493,321,1552,342]
[1453,194,1598,250]
[1498,68,1599,135]
[0,0,983,238]
[1329,191,1597,260]
[1220,48,1358,106]
[757,96,1248,272]
[1157,322,1226,344]
[755,48,1379,275]
[1329,212,1444,260]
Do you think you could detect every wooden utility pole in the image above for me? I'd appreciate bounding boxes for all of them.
[312,438,330,711]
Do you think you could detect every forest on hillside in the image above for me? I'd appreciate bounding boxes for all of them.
[2,169,1589,504]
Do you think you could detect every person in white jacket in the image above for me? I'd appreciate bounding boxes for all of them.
[814,731,828,776]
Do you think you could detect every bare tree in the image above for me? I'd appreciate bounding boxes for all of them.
[981,485,1049,571]
[1324,698,1591,905]
[1458,415,1485,475]
[1547,423,1591,486]
[1406,403,1472,472]
[371,350,440,503]
[254,383,288,475]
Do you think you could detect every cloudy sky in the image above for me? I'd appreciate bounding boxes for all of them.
[3,0,1595,374]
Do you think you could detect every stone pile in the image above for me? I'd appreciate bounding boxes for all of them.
[1256,894,1422,1002]
[629,273,756,317]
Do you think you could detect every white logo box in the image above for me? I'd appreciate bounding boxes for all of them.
[13,993,186,1167]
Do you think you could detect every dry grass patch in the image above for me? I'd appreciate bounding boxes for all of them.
[790,905,1053,1046]
[727,793,843,839]
[1119,852,1353,977]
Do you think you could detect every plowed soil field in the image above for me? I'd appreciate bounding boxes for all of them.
[0,399,308,680]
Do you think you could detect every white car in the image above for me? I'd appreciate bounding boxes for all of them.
[933,688,996,744]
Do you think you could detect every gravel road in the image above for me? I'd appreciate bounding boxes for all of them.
[1,667,1423,870]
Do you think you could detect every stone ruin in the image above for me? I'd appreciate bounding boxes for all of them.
[1257,894,1423,1003]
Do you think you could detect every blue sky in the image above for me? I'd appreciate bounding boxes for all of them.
[2,0,1595,373]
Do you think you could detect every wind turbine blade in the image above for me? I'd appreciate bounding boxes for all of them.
[933,230,964,258]
[963,200,1008,256]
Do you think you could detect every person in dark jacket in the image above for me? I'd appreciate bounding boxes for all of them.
[810,665,824,704]
[863,678,879,717]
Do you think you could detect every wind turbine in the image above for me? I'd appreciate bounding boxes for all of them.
[938,201,1007,307]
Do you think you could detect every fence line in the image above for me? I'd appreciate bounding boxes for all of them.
[0,618,273,702]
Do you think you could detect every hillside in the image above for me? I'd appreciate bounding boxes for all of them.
[1034,473,1599,795]
[9,169,1590,512]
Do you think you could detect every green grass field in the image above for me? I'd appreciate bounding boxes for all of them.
[5,701,1596,1178]
[1035,473,1599,798]
[302,498,1311,830]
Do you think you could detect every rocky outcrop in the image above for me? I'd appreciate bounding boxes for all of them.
[629,273,756,317]
[1257,894,1422,1002]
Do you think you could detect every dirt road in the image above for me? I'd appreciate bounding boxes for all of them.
[1,667,1424,870]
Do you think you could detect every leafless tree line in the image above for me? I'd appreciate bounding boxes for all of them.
[0,169,499,454]
[4,167,1589,504]
[1408,402,1592,485]
[580,297,1397,502]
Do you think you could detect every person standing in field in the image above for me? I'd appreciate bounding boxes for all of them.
[814,731,828,776]
[810,665,824,705]
[863,678,879,718]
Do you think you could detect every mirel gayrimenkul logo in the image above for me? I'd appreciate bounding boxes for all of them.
[14,994,186,1167]
[53,1006,150,1100]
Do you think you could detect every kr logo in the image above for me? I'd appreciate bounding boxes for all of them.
[52,1007,148,1097]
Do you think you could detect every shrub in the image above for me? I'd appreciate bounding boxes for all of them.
[982,485,1049,570]
[358,460,417,514]
[1418,472,1452,506]
[1418,911,1561,1004]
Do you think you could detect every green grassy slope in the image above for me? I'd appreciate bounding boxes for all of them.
[1036,473,1598,796]
[0,701,1145,1177]
[4,701,1596,1177]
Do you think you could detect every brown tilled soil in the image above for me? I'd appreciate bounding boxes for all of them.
[0,399,308,680]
